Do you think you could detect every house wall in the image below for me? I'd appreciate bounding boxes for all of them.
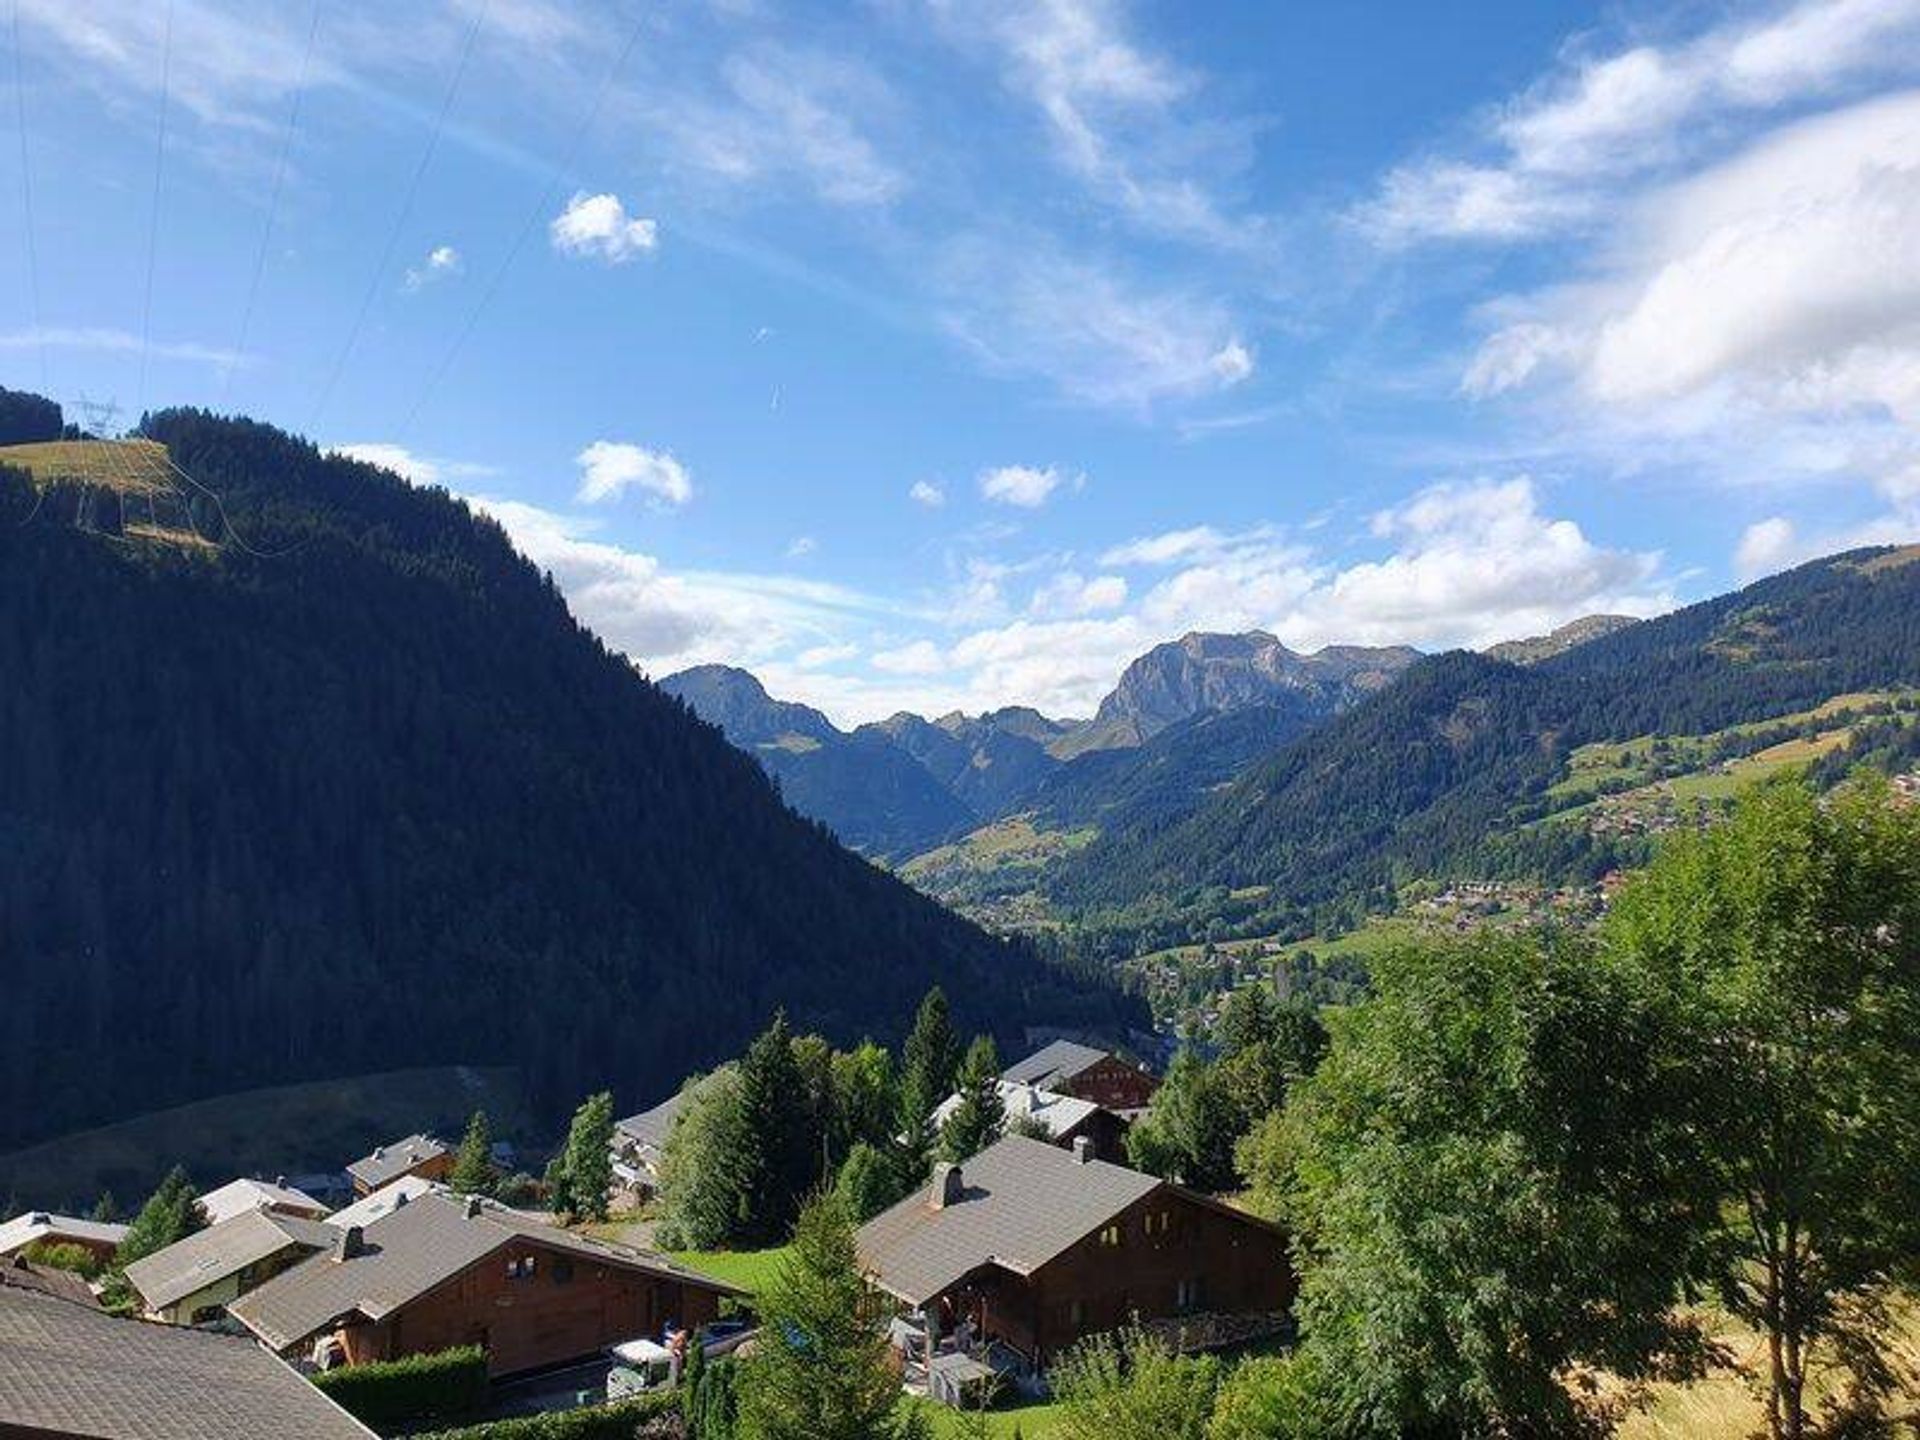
[149,1245,321,1326]
[1057,1110,1130,1164]
[1021,1186,1292,1361]
[352,1152,453,1197]
[330,1239,725,1377]
[1060,1056,1158,1112]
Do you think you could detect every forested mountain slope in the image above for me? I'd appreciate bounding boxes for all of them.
[0,403,1129,1153]
[1053,548,1920,929]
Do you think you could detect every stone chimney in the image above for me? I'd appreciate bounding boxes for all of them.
[929,1162,965,1210]
[333,1225,364,1262]
[1072,1136,1094,1164]
[465,1195,484,1220]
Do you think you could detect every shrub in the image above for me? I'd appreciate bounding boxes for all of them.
[312,1345,490,1426]
[415,1391,683,1439]
[23,1240,103,1279]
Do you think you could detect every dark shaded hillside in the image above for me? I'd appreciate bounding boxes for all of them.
[1055,549,1920,928]
[0,405,1131,1153]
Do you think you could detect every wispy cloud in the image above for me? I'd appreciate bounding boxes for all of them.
[0,325,248,369]
[1357,0,1920,244]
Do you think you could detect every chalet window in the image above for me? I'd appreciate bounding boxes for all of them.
[1069,1300,1086,1329]
[552,1257,574,1284]
[1146,1210,1172,1237]
[1176,1277,1203,1313]
[506,1254,537,1280]
[1099,1224,1122,1247]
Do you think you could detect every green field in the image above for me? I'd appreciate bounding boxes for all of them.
[0,1065,532,1210]
[0,438,174,493]
[902,816,1096,879]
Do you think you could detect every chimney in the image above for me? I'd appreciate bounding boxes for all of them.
[393,1191,410,1210]
[465,1195,484,1220]
[929,1162,964,1210]
[274,1175,287,1188]
[1072,1136,1094,1165]
[372,1146,386,1160]
[333,1225,364,1262]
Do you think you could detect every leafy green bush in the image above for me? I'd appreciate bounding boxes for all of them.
[414,1391,681,1439]
[22,1240,102,1279]
[312,1345,489,1426]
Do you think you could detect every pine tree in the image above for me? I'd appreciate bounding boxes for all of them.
[114,1166,205,1268]
[897,988,960,1169]
[733,1013,809,1244]
[736,1193,910,1440]
[554,1092,615,1221]
[938,1035,1005,1164]
[450,1109,498,1196]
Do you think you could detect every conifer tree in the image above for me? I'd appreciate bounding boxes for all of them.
[553,1092,615,1221]
[450,1109,498,1196]
[737,1193,910,1440]
[114,1166,205,1268]
[897,988,960,1170]
[938,1035,1005,1164]
[733,1013,809,1244]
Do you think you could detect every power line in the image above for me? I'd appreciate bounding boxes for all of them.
[136,0,177,418]
[305,0,491,435]
[222,0,325,400]
[398,2,647,442]
[10,0,48,393]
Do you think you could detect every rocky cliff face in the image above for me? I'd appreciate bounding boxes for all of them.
[1060,632,1419,755]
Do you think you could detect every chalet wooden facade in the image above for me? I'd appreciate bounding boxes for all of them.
[858,1136,1293,1367]
[230,1191,738,1378]
[1003,1040,1160,1113]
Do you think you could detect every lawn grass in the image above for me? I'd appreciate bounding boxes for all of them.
[908,1395,1067,1438]
[663,1245,793,1299]
[0,1065,531,1210]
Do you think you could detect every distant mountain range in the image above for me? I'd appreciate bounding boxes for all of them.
[1051,548,1920,942]
[0,391,1134,1156]
[661,633,1426,859]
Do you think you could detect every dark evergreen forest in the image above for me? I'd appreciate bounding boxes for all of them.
[0,399,1133,1152]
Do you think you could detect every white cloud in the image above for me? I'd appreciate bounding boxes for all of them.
[1030,571,1128,616]
[575,441,693,507]
[472,496,895,675]
[403,244,462,292]
[1464,91,1920,527]
[795,642,858,669]
[326,442,497,487]
[786,535,817,559]
[908,480,946,508]
[871,639,948,674]
[550,192,659,264]
[1736,516,1801,578]
[1359,0,1920,244]
[980,463,1077,508]
[1208,339,1255,385]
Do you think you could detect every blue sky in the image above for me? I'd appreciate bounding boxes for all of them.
[7,0,1919,722]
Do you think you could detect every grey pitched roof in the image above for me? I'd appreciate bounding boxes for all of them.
[857,1135,1164,1307]
[0,1209,129,1255]
[615,1088,690,1159]
[200,1177,331,1225]
[1002,1039,1112,1089]
[929,1080,1102,1139]
[229,1190,741,1352]
[0,1253,99,1306]
[0,1287,375,1439]
[125,1209,337,1312]
[344,1133,447,1189]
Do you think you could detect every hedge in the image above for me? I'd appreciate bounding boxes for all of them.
[415,1391,682,1440]
[312,1344,490,1426]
